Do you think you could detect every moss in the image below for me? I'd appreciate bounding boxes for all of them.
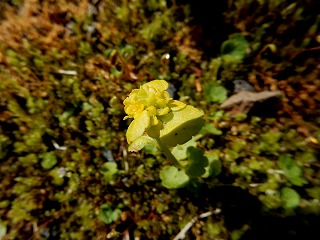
[0,0,319,239]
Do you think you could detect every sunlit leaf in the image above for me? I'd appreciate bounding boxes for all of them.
[159,166,189,189]
[159,105,204,147]
[171,136,198,161]
[281,187,301,209]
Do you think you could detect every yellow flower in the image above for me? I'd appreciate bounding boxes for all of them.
[124,80,204,145]
[123,80,172,120]
[124,102,144,120]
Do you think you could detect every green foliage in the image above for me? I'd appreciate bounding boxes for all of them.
[140,9,175,42]
[258,130,282,154]
[98,203,122,224]
[281,187,301,209]
[185,147,208,178]
[306,187,320,199]
[49,167,66,186]
[278,154,306,186]
[0,0,319,239]
[0,221,6,238]
[159,105,204,147]
[220,33,249,64]
[100,162,120,184]
[204,83,228,104]
[128,135,159,152]
[18,153,38,167]
[171,136,198,161]
[200,123,223,136]
[40,152,58,170]
[202,150,222,178]
[159,166,189,189]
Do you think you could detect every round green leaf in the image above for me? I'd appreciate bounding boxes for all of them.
[159,105,204,147]
[281,187,301,209]
[171,137,198,161]
[159,166,189,189]
[204,84,228,104]
[98,203,122,224]
[40,152,57,170]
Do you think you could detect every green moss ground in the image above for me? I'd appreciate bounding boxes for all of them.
[0,0,319,239]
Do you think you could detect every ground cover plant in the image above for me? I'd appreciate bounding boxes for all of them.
[0,0,319,239]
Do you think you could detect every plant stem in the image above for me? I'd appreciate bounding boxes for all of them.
[156,138,182,168]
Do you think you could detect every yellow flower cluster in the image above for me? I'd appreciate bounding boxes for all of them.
[123,79,205,148]
[123,80,174,125]
[123,80,186,144]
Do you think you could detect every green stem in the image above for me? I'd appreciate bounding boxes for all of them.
[156,138,182,169]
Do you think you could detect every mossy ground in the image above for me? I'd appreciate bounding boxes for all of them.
[0,0,319,239]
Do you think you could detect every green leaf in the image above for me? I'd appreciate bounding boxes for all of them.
[159,105,204,147]
[258,130,282,154]
[200,123,223,135]
[0,221,6,238]
[278,154,306,186]
[230,139,246,153]
[202,150,221,178]
[171,136,199,161]
[220,33,248,63]
[100,162,119,184]
[40,152,57,170]
[18,153,38,167]
[98,203,122,224]
[281,187,301,209]
[0,200,9,209]
[204,83,228,104]
[159,166,189,189]
[306,187,320,199]
[49,168,65,186]
[185,147,208,178]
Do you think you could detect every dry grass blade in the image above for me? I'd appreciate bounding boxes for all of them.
[220,91,283,109]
